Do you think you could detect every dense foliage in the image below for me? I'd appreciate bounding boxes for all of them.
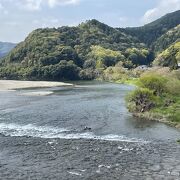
[139,75,167,96]
[153,25,180,54]
[121,10,180,46]
[88,45,125,68]
[153,42,180,69]
[127,68,180,125]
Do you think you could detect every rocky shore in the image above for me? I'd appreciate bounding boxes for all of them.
[0,136,180,180]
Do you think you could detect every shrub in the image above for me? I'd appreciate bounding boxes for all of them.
[166,78,180,95]
[103,66,129,82]
[79,68,97,80]
[170,70,180,80]
[139,74,167,95]
[170,111,180,123]
[127,88,156,113]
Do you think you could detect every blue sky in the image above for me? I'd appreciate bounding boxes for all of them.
[0,0,179,43]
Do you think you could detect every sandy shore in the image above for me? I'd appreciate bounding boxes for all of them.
[21,91,54,96]
[0,80,73,90]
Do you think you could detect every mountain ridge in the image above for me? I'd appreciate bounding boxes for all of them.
[120,10,180,46]
[0,42,16,58]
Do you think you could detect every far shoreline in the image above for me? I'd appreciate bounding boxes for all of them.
[0,80,73,91]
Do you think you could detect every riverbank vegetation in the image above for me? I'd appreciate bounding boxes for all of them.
[126,67,180,128]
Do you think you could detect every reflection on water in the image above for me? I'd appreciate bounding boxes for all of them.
[0,81,179,141]
[126,117,159,129]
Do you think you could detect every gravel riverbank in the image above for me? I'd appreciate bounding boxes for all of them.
[0,136,179,180]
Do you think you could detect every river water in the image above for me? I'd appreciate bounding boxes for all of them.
[0,81,180,179]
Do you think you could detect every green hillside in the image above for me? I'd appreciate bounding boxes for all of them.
[121,10,180,46]
[0,20,149,80]
[153,25,180,54]
[153,42,180,69]
[0,11,179,81]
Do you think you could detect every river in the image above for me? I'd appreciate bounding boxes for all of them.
[0,81,180,179]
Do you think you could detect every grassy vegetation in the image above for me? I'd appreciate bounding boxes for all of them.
[101,64,147,84]
[123,78,140,86]
[126,67,180,128]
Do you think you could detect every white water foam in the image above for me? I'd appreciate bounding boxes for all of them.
[68,171,82,176]
[0,123,147,143]
[0,123,69,137]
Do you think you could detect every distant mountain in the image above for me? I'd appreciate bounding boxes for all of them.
[0,10,179,80]
[153,25,180,54]
[0,42,16,58]
[120,10,180,46]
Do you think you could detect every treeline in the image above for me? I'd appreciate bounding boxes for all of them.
[0,45,151,80]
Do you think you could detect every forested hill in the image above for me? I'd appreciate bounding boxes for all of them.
[0,19,149,80]
[153,25,180,54]
[0,10,179,81]
[0,42,16,58]
[121,10,180,46]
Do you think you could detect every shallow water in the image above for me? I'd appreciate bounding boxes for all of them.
[0,81,179,141]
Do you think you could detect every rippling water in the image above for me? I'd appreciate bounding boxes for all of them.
[0,81,179,141]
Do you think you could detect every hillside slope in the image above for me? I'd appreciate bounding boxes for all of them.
[2,19,146,65]
[121,10,180,46]
[153,42,180,69]
[0,20,149,80]
[153,25,180,54]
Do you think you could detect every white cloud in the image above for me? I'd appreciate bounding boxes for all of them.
[0,0,81,11]
[0,2,8,14]
[18,0,42,11]
[48,0,80,7]
[142,0,180,24]
[16,0,81,11]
